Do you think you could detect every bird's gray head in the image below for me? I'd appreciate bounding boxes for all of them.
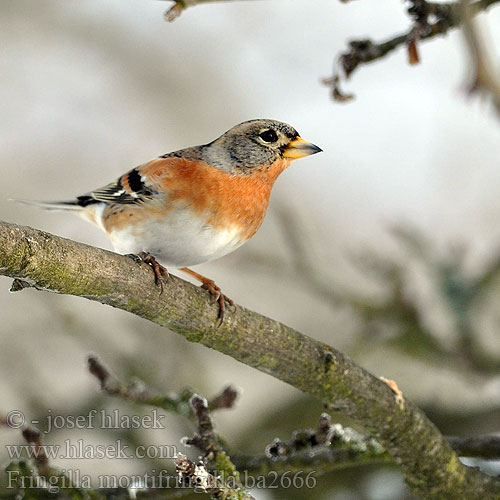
[199,119,322,174]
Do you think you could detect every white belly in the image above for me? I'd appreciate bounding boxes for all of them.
[107,208,246,267]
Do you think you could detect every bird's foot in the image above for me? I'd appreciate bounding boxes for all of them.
[127,252,169,292]
[180,267,234,325]
[201,279,234,326]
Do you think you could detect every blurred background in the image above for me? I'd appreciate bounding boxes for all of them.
[1,0,500,498]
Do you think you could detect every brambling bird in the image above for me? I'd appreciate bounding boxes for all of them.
[21,119,322,322]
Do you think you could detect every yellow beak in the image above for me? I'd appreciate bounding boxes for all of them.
[283,137,323,159]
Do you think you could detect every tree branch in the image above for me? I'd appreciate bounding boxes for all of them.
[1,419,99,500]
[162,0,261,21]
[324,0,500,101]
[1,220,499,499]
[87,354,238,419]
[234,432,500,477]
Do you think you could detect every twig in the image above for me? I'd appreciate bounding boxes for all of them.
[325,0,500,100]
[265,413,336,458]
[1,220,500,499]
[88,355,238,418]
[87,357,248,495]
[235,419,390,477]
[162,0,260,21]
[240,413,500,474]
[234,432,500,477]
[181,395,254,499]
[209,386,239,410]
[0,420,50,472]
[186,395,224,457]
[0,418,97,500]
[186,396,248,488]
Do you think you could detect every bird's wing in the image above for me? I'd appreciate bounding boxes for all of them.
[78,155,204,208]
[15,157,199,214]
[81,166,158,206]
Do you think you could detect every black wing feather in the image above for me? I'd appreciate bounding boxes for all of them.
[83,168,157,206]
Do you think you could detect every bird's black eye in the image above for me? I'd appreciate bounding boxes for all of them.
[259,129,278,143]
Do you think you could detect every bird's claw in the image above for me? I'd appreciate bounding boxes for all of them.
[200,279,234,326]
[127,252,169,293]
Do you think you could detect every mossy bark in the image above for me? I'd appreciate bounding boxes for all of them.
[1,221,499,500]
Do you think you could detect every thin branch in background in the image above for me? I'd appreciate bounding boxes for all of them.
[461,0,500,113]
[88,357,249,495]
[234,418,390,477]
[161,0,364,22]
[0,418,93,500]
[263,415,387,465]
[161,0,500,105]
[243,411,500,474]
[20,427,49,471]
[233,447,391,477]
[4,411,181,500]
[185,395,252,498]
[266,413,336,458]
[185,395,224,458]
[209,385,239,410]
[162,0,259,21]
[88,355,238,418]
[324,0,500,101]
[0,420,50,472]
[234,431,500,479]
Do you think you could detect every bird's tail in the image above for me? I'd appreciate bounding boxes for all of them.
[13,199,85,212]
[13,196,104,229]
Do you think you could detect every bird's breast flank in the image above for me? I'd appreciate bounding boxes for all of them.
[165,162,282,241]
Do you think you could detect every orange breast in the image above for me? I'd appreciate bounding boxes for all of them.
[140,157,291,241]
